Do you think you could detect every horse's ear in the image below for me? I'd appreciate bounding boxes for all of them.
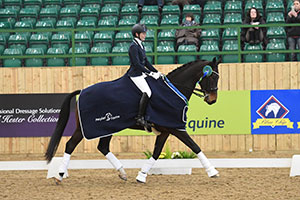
[217,58,222,65]
[212,57,216,64]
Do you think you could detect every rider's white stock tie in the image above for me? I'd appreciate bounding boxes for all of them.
[106,152,123,170]
[59,153,71,174]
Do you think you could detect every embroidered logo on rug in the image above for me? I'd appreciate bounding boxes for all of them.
[95,113,120,122]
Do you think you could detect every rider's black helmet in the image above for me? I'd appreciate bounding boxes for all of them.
[131,23,147,37]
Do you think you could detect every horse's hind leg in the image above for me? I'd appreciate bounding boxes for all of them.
[97,136,127,181]
[170,129,219,178]
[136,132,170,183]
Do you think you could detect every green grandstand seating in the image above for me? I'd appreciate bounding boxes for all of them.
[0,8,18,19]
[140,15,159,26]
[19,7,38,20]
[118,17,137,27]
[3,0,22,6]
[39,7,59,20]
[244,1,263,16]
[222,28,239,40]
[80,6,100,18]
[114,42,131,48]
[3,48,23,67]
[64,0,82,5]
[74,32,91,44]
[265,0,284,13]
[60,7,79,19]
[266,27,286,39]
[224,1,242,13]
[100,5,119,16]
[8,44,26,53]
[14,20,33,29]
[29,33,50,52]
[222,40,239,63]
[25,47,44,67]
[115,31,132,42]
[160,15,179,26]
[157,45,175,64]
[162,5,180,16]
[144,42,154,50]
[243,43,263,63]
[46,47,66,66]
[266,42,286,62]
[56,19,75,29]
[93,31,115,43]
[202,14,221,26]
[203,1,222,14]
[266,12,285,24]
[44,0,62,6]
[287,0,293,12]
[223,13,242,24]
[199,42,219,61]
[103,0,122,4]
[158,40,174,47]
[98,18,117,27]
[35,20,55,37]
[158,29,176,41]
[0,45,5,55]
[177,45,197,64]
[94,42,112,52]
[145,29,154,41]
[112,46,130,65]
[200,29,220,40]
[51,33,71,44]
[8,34,28,46]
[23,0,42,6]
[77,18,96,29]
[0,34,7,46]
[144,45,153,64]
[182,5,201,15]
[90,46,109,66]
[52,43,69,52]
[121,4,138,16]
[141,5,159,16]
[68,47,88,66]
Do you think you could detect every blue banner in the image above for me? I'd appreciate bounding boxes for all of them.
[251,90,300,134]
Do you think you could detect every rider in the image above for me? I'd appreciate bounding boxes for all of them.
[127,23,162,131]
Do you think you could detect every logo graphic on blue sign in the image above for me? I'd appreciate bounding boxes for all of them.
[251,90,300,134]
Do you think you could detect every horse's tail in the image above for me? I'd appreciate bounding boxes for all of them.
[45,90,81,163]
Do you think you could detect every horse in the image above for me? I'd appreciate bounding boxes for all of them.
[45,58,221,184]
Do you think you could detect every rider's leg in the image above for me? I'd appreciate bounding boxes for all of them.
[130,75,152,131]
[171,129,219,177]
[98,136,127,181]
[136,132,169,183]
[58,128,83,180]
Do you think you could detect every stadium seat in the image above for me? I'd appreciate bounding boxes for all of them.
[112,46,130,65]
[8,34,28,47]
[182,4,201,15]
[90,46,109,66]
[266,12,285,24]
[118,17,137,27]
[121,4,138,16]
[115,31,132,42]
[80,6,100,19]
[103,0,122,4]
[93,31,115,43]
[162,5,180,16]
[77,18,96,29]
[266,27,286,39]
[56,19,75,29]
[74,32,91,45]
[0,45,5,55]
[68,47,88,66]
[203,1,222,14]
[44,0,62,6]
[243,43,263,63]
[200,29,220,40]
[144,45,153,64]
[94,42,112,52]
[222,28,239,40]
[224,1,242,13]
[46,47,66,66]
[158,29,176,41]
[141,5,159,16]
[157,45,175,64]
[158,40,174,47]
[140,15,159,26]
[14,20,33,29]
[266,41,286,62]
[3,0,22,6]
[177,45,197,64]
[51,33,71,46]
[0,34,7,46]
[223,13,242,25]
[25,47,44,67]
[222,40,239,63]
[202,14,221,26]
[113,41,131,48]
[199,42,219,61]
[3,48,23,67]
[145,29,155,41]
[265,0,284,13]
[23,0,42,6]
[29,33,50,52]
[60,6,79,20]
[100,5,120,16]
[64,0,82,5]
[244,1,263,16]
[160,15,179,26]
[39,7,59,20]
[19,7,38,21]
[98,18,117,27]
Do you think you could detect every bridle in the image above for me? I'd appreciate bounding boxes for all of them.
[193,70,219,98]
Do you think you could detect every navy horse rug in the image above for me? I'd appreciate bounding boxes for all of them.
[78,74,188,140]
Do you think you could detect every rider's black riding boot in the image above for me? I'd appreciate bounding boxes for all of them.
[136,93,152,132]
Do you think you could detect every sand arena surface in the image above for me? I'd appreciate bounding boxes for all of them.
[0,168,300,200]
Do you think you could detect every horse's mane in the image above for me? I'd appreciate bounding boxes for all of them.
[167,60,209,77]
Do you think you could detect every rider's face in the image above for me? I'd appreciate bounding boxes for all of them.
[139,32,147,41]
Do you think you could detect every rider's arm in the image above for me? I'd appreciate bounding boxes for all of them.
[129,45,151,73]
[145,57,158,72]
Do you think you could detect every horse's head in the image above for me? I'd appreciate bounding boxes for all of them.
[198,57,220,105]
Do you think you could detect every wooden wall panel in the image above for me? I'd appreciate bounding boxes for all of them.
[0,63,300,155]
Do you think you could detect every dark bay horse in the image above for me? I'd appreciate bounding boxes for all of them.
[45,58,220,184]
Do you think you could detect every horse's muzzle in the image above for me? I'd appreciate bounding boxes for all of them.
[204,92,217,105]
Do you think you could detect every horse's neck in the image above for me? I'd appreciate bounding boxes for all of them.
[167,64,203,100]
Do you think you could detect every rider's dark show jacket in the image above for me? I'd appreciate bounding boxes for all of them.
[127,39,158,77]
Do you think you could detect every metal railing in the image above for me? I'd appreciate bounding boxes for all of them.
[1,23,300,65]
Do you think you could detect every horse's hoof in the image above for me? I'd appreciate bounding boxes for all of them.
[53,177,62,185]
[136,171,147,183]
[118,174,127,181]
[136,179,146,184]
[210,173,220,178]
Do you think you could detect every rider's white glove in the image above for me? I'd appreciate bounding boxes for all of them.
[149,72,160,80]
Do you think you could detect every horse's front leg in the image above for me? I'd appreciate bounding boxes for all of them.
[97,135,127,181]
[136,132,170,183]
[170,129,219,178]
